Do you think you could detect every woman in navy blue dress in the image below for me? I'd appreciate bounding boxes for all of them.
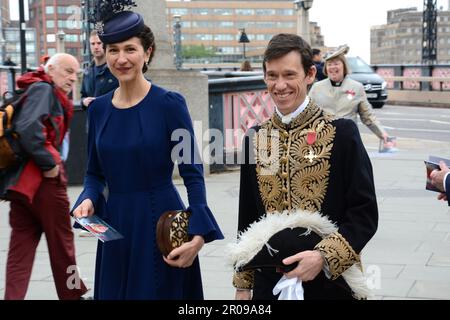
[72,5,223,300]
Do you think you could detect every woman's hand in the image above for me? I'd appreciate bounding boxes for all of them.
[381,133,389,144]
[163,235,205,268]
[73,199,95,218]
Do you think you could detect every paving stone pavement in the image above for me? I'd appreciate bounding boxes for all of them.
[0,132,449,300]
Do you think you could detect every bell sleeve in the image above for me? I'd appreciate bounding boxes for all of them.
[71,101,107,217]
[164,91,224,243]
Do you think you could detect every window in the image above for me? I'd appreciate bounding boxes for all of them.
[66,48,78,57]
[221,47,235,54]
[213,34,234,41]
[65,34,79,42]
[235,9,254,15]
[46,6,54,14]
[47,48,56,56]
[26,44,35,52]
[46,20,55,28]
[192,9,209,15]
[192,21,211,28]
[26,31,35,41]
[219,21,234,28]
[213,9,233,15]
[171,8,188,15]
[58,6,69,14]
[277,9,294,15]
[255,9,275,15]
[47,34,56,42]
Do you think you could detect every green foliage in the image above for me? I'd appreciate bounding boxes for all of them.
[182,45,216,59]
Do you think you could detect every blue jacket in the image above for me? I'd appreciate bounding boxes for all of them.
[314,61,326,81]
[80,62,118,110]
[446,174,450,206]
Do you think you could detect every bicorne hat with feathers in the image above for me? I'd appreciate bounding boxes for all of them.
[91,0,144,44]
[226,210,372,300]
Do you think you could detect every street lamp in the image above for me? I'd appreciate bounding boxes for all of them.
[0,36,6,64]
[173,14,183,70]
[19,0,27,73]
[238,28,250,60]
[56,30,66,53]
[293,0,314,44]
[294,0,314,10]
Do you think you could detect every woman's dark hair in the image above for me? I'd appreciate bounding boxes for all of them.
[104,25,156,73]
[136,25,155,73]
[263,33,314,76]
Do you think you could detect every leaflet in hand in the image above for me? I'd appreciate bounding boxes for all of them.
[379,136,398,153]
[424,156,450,192]
[74,215,124,242]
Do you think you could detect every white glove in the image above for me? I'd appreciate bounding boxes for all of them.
[273,275,304,300]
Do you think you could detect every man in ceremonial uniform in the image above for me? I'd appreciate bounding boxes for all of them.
[232,34,378,300]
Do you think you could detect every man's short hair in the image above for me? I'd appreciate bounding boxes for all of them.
[43,53,65,73]
[263,33,314,76]
[90,30,98,38]
[312,48,321,56]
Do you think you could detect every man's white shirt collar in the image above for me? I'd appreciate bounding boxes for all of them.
[275,97,310,125]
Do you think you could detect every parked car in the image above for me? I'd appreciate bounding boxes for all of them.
[347,56,388,108]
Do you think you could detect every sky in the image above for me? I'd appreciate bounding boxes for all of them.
[309,0,449,62]
[7,0,450,63]
[8,0,29,21]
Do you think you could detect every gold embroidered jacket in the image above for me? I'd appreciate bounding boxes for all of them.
[233,102,378,290]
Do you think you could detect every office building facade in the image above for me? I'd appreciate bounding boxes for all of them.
[166,0,324,60]
[28,0,83,63]
[371,7,450,64]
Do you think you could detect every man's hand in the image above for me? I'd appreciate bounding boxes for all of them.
[235,289,252,300]
[82,97,96,108]
[43,165,59,178]
[430,161,450,193]
[73,199,95,218]
[282,250,324,282]
[163,235,204,268]
[438,193,448,202]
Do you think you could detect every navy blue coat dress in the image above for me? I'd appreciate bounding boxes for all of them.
[72,84,224,300]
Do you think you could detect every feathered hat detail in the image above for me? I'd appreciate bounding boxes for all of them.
[89,0,144,44]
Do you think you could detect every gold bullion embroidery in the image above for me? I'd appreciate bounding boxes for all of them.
[233,271,255,289]
[314,232,361,280]
[255,102,336,213]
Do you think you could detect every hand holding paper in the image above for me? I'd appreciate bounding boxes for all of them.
[425,156,450,193]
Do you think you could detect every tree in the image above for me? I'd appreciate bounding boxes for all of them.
[182,45,215,59]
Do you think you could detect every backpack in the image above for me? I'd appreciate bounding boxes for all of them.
[0,89,26,171]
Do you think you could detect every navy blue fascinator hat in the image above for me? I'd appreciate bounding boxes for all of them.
[92,0,145,44]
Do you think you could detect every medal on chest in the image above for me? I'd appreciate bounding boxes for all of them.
[305,130,318,163]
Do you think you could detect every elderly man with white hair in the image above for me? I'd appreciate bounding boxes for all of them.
[1,53,89,300]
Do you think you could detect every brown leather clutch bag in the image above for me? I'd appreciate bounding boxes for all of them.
[156,210,191,257]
